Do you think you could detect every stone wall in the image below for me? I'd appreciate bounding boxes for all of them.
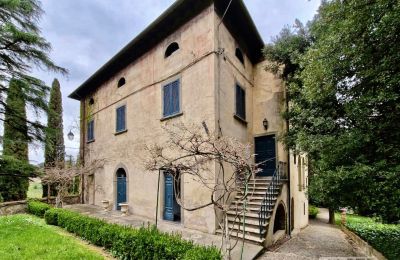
[0,195,80,216]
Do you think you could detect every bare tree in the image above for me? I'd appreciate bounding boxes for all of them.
[144,122,261,258]
[41,159,105,207]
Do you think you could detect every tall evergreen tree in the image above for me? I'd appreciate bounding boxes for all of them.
[0,0,67,142]
[45,78,65,166]
[0,79,29,201]
[43,78,64,197]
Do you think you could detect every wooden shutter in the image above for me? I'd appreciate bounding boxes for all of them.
[116,106,126,132]
[236,85,246,119]
[171,80,180,114]
[163,80,180,117]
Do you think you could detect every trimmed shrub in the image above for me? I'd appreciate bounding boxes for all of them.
[183,245,222,260]
[308,205,319,219]
[27,200,51,217]
[44,208,222,259]
[344,215,400,260]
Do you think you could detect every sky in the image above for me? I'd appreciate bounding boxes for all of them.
[25,0,321,164]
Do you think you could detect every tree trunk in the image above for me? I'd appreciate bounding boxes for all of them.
[328,208,335,224]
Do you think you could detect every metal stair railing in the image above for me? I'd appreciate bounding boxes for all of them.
[258,161,287,239]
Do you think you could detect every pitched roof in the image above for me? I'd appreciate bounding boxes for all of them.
[69,0,264,100]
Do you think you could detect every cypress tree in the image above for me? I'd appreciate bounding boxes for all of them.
[43,78,65,197]
[0,79,29,201]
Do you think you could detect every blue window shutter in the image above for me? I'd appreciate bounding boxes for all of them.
[163,80,180,117]
[172,80,180,114]
[236,85,245,119]
[116,106,126,132]
[121,106,126,130]
[163,84,171,117]
[87,120,94,141]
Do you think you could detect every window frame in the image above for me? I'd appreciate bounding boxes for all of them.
[234,83,246,122]
[87,119,95,143]
[161,78,182,120]
[115,104,127,134]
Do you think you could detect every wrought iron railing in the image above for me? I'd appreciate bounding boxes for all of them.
[258,161,287,238]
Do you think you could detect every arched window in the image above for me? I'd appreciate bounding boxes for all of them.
[165,42,180,58]
[117,77,126,88]
[235,48,245,66]
[89,98,94,105]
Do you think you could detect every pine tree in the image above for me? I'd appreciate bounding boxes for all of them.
[0,0,67,142]
[43,78,65,197]
[0,79,29,201]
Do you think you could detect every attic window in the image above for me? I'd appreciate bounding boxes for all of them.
[89,98,94,105]
[118,77,126,88]
[235,48,245,66]
[165,42,179,58]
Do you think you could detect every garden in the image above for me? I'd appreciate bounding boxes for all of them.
[0,214,105,259]
[24,201,221,260]
[335,213,400,260]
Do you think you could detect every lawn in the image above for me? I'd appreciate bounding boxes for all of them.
[0,214,106,260]
[27,178,43,199]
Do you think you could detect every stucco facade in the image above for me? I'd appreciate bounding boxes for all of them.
[71,0,308,244]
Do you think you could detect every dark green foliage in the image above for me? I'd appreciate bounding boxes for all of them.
[0,80,30,201]
[308,205,319,219]
[43,208,222,259]
[344,215,400,260]
[265,0,400,223]
[43,78,65,197]
[27,200,51,217]
[0,0,67,142]
[44,78,65,166]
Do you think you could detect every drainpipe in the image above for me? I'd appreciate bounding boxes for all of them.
[156,169,161,228]
[286,85,292,237]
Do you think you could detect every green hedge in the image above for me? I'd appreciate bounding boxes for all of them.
[344,215,400,260]
[27,200,52,217]
[308,205,319,219]
[44,208,221,260]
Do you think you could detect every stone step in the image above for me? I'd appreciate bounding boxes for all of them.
[216,229,265,244]
[224,223,267,236]
[227,210,259,219]
[229,205,273,213]
[228,216,270,227]
[239,190,279,196]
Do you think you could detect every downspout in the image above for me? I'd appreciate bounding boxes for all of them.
[156,169,161,228]
[80,99,86,204]
[286,84,292,237]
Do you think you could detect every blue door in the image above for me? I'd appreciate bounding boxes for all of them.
[255,135,276,176]
[164,173,174,221]
[116,169,127,210]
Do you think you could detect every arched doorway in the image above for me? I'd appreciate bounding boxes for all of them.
[274,203,286,233]
[116,168,127,210]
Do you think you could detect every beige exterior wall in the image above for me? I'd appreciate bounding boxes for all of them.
[82,6,217,233]
[80,4,308,236]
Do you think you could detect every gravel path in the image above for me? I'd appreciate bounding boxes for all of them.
[259,208,367,260]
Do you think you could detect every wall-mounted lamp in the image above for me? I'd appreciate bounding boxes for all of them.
[67,130,74,141]
[263,118,269,130]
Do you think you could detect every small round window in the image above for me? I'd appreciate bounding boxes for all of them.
[118,77,126,88]
[165,42,180,58]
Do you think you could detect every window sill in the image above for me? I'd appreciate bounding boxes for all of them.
[87,139,95,144]
[114,129,128,136]
[160,112,183,121]
[233,114,248,126]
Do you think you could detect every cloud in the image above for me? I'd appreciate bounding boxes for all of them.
[22,0,320,164]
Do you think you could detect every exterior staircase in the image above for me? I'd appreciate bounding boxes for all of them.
[216,162,287,245]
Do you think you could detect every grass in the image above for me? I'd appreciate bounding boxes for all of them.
[0,214,106,260]
[27,178,42,199]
